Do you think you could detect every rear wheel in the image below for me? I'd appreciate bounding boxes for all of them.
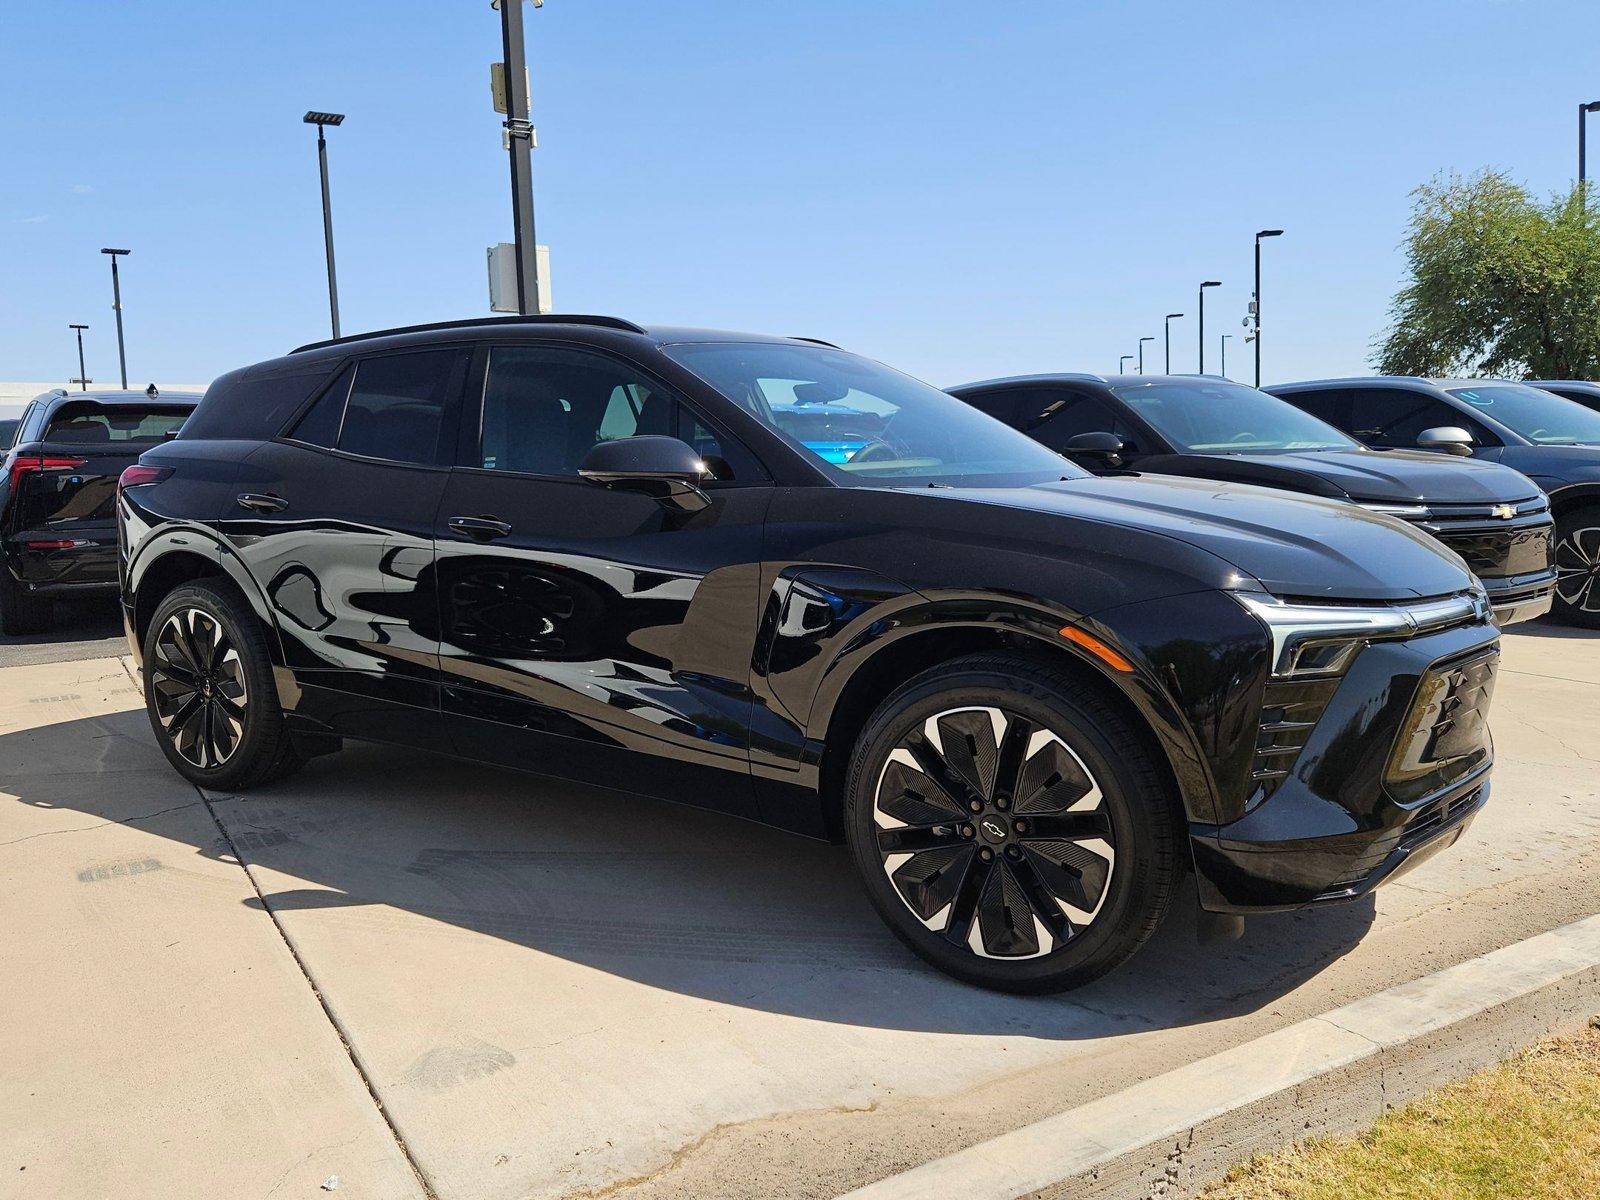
[1553,505,1600,628]
[0,570,51,636]
[142,581,305,789]
[845,654,1180,993]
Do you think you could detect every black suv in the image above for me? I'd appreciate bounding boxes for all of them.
[2,387,199,633]
[948,374,1556,627]
[120,317,1499,991]
[1269,377,1600,626]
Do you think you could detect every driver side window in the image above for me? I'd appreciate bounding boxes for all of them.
[1349,390,1494,448]
[1025,390,1138,453]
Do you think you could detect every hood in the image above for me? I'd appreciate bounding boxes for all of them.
[1491,442,1600,486]
[1134,448,1541,505]
[933,474,1477,602]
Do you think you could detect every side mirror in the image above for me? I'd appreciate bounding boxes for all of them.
[1062,430,1127,468]
[1416,426,1474,457]
[578,435,711,512]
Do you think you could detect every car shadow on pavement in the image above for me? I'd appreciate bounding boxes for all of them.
[3,708,1376,1040]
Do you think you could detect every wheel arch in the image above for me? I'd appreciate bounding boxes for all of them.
[808,609,1216,847]
[1546,482,1600,521]
[127,527,287,673]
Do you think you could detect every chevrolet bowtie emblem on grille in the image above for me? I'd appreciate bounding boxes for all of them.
[1491,503,1517,519]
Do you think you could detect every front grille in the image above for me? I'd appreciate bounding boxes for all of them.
[1403,499,1552,582]
[1385,648,1498,803]
[1247,676,1339,809]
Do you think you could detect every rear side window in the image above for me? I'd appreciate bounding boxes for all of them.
[1278,388,1352,429]
[182,366,337,442]
[959,390,1024,427]
[289,350,466,465]
[44,403,190,444]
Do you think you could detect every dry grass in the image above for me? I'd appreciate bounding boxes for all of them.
[1201,1024,1600,1200]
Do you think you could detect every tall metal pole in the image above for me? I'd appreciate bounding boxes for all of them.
[1138,336,1154,375]
[101,249,129,390]
[1198,282,1220,374]
[498,0,541,315]
[1581,102,1600,189]
[316,124,341,338]
[1119,354,1133,375]
[1163,313,1183,374]
[69,325,90,391]
[1252,230,1282,387]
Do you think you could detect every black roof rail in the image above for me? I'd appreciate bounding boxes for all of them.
[789,336,841,348]
[290,314,648,355]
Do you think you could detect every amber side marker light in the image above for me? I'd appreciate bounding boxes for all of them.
[1058,625,1136,673]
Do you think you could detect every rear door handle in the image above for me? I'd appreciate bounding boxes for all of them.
[236,492,288,513]
[448,515,512,540]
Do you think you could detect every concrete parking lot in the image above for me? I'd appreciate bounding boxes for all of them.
[3,615,1599,1199]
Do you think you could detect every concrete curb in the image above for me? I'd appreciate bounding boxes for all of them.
[836,912,1600,1200]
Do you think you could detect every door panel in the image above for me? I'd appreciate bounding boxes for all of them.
[434,342,770,814]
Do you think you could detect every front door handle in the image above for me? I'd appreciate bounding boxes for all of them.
[236,492,288,513]
[448,515,513,540]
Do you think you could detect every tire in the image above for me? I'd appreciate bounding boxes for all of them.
[1553,505,1600,628]
[845,653,1181,993]
[141,580,306,790]
[0,569,51,636]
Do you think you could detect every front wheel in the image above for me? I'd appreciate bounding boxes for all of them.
[1553,505,1600,628]
[142,580,306,790]
[845,654,1181,993]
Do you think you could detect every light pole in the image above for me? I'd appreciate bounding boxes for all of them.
[1138,336,1154,375]
[1581,101,1600,187]
[1253,229,1283,386]
[1197,281,1221,374]
[303,111,345,338]
[494,0,542,315]
[100,248,130,390]
[69,325,90,391]
[1119,354,1133,375]
[1220,334,1232,379]
[1163,313,1183,374]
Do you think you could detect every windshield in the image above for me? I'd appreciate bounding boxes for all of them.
[1446,384,1600,446]
[663,342,1083,486]
[1110,379,1358,453]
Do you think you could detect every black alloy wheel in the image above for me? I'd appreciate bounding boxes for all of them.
[150,607,249,769]
[846,654,1179,993]
[1553,506,1600,628]
[142,580,308,789]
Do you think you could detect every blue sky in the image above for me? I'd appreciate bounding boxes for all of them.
[3,1,1598,391]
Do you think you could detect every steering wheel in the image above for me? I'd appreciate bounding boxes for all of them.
[1528,428,1550,442]
[1229,431,1258,443]
[850,439,902,463]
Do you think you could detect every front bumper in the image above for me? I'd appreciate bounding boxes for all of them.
[1481,569,1555,626]
[1191,604,1499,913]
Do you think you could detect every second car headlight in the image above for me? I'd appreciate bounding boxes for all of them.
[1234,590,1491,678]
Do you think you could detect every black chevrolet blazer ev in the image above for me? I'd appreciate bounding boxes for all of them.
[119,317,1500,991]
[948,374,1556,627]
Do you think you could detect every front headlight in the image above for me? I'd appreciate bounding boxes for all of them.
[1234,589,1490,678]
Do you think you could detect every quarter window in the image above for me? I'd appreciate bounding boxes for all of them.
[288,351,465,465]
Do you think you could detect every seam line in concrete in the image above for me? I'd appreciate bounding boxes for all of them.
[193,782,439,1200]
[834,911,1600,1200]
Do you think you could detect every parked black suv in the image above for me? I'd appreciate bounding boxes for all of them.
[2,387,199,633]
[120,317,1499,991]
[1269,377,1600,626]
[1525,380,1600,413]
[948,375,1556,627]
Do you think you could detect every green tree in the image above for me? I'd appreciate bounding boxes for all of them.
[1375,170,1600,378]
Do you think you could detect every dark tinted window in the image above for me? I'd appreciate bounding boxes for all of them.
[287,364,354,448]
[959,389,1025,427]
[1278,388,1351,429]
[1020,390,1142,451]
[182,366,338,441]
[332,351,465,465]
[44,402,191,444]
[476,345,755,480]
[1348,389,1495,449]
